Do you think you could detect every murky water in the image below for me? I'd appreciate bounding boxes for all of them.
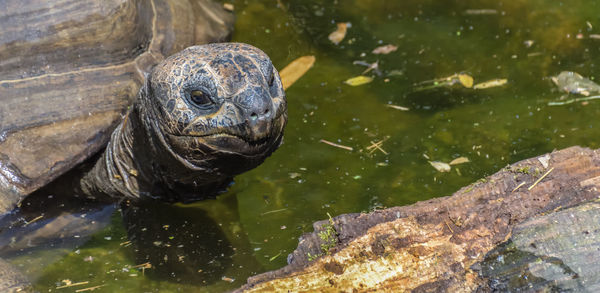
[8,0,600,291]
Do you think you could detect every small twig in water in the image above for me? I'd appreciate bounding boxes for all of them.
[366,137,390,155]
[23,215,43,227]
[548,95,600,106]
[56,281,89,289]
[385,104,409,111]
[75,285,106,292]
[261,208,288,216]
[320,139,353,151]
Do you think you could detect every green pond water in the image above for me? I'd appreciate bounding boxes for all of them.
[10,0,600,291]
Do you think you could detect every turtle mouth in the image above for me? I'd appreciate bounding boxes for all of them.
[193,132,274,154]
[168,128,280,158]
[177,110,286,156]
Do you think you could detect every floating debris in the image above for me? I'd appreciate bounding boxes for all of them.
[548,95,600,106]
[429,161,451,172]
[75,285,106,292]
[269,251,282,262]
[222,276,236,283]
[83,256,94,262]
[523,40,535,48]
[261,208,288,216]
[552,71,600,96]
[372,44,398,55]
[366,137,389,155]
[56,280,89,289]
[458,74,474,88]
[464,9,498,15]
[473,79,508,89]
[279,56,316,90]
[414,73,473,91]
[329,22,349,45]
[385,104,409,111]
[353,60,381,76]
[449,157,470,165]
[319,139,353,151]
[387,69,404,77]
[23,215,43,226]
[344,75,373,86]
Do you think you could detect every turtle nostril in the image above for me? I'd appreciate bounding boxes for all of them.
[250,112,258,121]
[263,108,269,115]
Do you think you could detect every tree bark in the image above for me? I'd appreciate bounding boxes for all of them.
[235,146,600,292]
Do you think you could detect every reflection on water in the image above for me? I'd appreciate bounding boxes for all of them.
[120,201,234,285]
[8,0,600,291]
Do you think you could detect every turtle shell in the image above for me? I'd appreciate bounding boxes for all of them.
[0,0,234,213]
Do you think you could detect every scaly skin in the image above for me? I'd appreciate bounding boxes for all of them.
[80,43,287,202]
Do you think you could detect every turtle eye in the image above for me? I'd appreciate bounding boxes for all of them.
[190,90,212,106]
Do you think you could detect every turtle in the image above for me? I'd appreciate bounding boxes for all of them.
[0,0,287,290]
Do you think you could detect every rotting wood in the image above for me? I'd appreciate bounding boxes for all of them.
[235,146,600,292]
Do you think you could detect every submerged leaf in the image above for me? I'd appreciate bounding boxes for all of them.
[372,44,398,54]
[473,79,508,89]
[458,74,474,88]
[329,23,348,45]
[429,161,451,172]
[279,55,316,90]
[449,157,470,165]
[344,75,373,86]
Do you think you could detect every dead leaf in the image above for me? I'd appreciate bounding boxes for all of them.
[223,3,234,11]
[329,23,348,45]
[279,56,316,90]
[458,74,474,88]
[429,161,451,172]
[538,154,550,169]
[449,157,470,165]
[344,76,373,86]
[372,44,398,54]
[473,79,508,89]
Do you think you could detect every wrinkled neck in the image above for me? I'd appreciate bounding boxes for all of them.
[79,112,147,199]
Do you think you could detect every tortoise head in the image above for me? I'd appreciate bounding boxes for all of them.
[136,43,287,183]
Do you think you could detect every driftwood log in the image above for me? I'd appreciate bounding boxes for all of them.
[236,146,600,292]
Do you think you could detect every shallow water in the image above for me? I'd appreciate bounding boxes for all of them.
[10,0,600,291]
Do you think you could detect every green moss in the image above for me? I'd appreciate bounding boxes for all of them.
[318,213,339,254]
